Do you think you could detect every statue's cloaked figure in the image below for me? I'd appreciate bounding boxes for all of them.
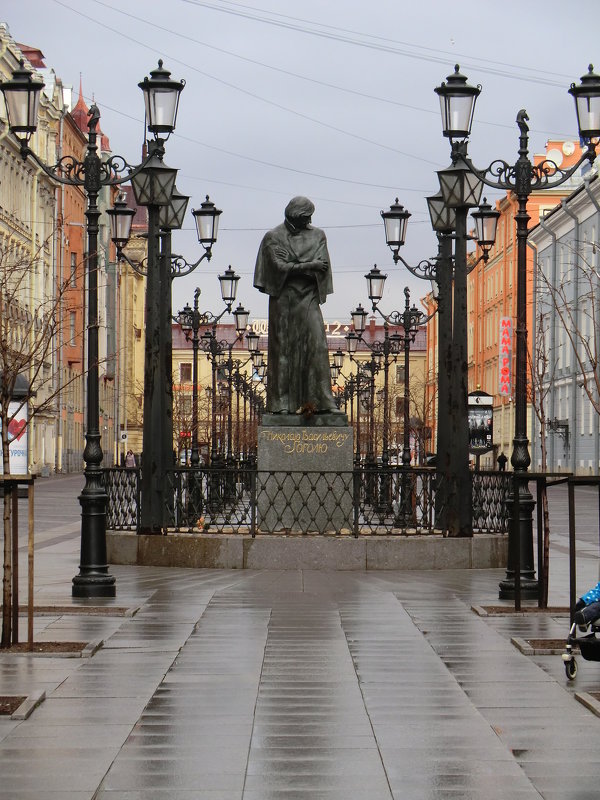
[254,196,339,415]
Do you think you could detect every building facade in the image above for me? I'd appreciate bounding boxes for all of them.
[0,24,123,474]
[528,172,600,473]
[466,139,587,468]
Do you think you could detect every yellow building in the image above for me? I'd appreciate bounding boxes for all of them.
[114,187,147,461]
[171,314,428,464]
[0,31,61,474]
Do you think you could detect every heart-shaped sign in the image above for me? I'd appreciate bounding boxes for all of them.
[8,418,26,442]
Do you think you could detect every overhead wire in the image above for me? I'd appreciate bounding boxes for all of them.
[87,0,578,139]
[48,0,581,206]
[40,0,573,243]
[51,0,441,169]
[179,0,578,88]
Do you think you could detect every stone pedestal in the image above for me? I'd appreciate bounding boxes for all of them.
[257,418,353,533]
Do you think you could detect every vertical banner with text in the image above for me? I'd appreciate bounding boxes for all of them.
[499,317,513,397]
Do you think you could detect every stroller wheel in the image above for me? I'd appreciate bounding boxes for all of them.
[565,658,577,680]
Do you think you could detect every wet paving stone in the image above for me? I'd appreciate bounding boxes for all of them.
[3,521,600,800]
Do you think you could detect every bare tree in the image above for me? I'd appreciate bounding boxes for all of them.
[532,237,600,606]
[539,240,600,411]
[528,309,556,607]
[0,239,83,647]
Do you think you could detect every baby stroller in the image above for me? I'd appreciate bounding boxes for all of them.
[563,581,600,680]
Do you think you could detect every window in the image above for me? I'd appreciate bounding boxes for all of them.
[180,363,192,382]
[70,252,77,288]
[69,312,76,344]
[395,364,405,383]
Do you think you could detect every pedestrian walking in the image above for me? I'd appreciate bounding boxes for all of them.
[125,449,136,468]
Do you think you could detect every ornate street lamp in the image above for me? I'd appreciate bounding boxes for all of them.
[434,62,600,600]
[232,303,250,335]
[106,193,136,250]
[379,189,496,534]
[160,184,190,231]
[381,199,411,264]
[426,190,456,233]
[219,266,240,306]
[0,60,43,141]
[176,289,202,467]
[365,265,387,306]
[193,196,222,253]
[345,331,359,355]
[471,198,500,251]
[351,303,368,335]
[246,330,259,353]
[434,64,481,141]
[190,269,245,473]
[139,59,185,135]
[437,157,483,538]
[356,265,437,518]
[1,58,184,594]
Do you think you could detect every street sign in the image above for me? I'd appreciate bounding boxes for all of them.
[120,431,128,442]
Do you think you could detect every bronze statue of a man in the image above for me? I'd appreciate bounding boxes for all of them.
[253,196,339,415]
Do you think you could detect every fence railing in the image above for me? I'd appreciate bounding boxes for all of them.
[104,465,512,536]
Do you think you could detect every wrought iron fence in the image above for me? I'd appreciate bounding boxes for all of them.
[472,470,511,534]
[105,466,140,531]
[104,465,512,536]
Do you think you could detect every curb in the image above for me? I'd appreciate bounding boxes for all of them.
[11,690,46,720]
[0,638,104,658]
[576,692,600,717]
[511,636,571,655]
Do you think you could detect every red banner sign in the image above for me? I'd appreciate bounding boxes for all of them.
[499,317,512,396]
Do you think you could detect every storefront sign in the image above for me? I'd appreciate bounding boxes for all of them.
[252,319,349,339]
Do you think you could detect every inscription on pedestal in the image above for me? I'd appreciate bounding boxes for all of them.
[257,425,354,533]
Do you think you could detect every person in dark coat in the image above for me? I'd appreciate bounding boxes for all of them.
[497,452,508,471]
[254,197,340,415]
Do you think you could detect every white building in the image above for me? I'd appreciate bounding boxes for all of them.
[528,168,600,473]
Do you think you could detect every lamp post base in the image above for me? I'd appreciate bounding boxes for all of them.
[72,575,116,598]
[498,575,538,601]
[73,471,116,598]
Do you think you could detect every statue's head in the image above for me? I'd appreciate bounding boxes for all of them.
[285,196,315,230]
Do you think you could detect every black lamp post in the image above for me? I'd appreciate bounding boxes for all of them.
[434,62,600,597]
[346,306,383,505]
[176,288,203,467]
[177,272,245,464]
[346,304,372,466]
[365,266,398,468]
[0,58,185,595]
[225,307,251,473]
[388,287,430,527]
[361,265,434,520]
[381,191,498,531]
[193,272,246,463]
[109,186,221,534]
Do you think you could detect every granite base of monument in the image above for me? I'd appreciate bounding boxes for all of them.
[257,423,353,533]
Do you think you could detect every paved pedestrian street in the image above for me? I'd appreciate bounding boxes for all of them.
[1,475,600,799]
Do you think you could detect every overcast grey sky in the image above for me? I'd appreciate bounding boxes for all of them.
[4,0,599,324]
